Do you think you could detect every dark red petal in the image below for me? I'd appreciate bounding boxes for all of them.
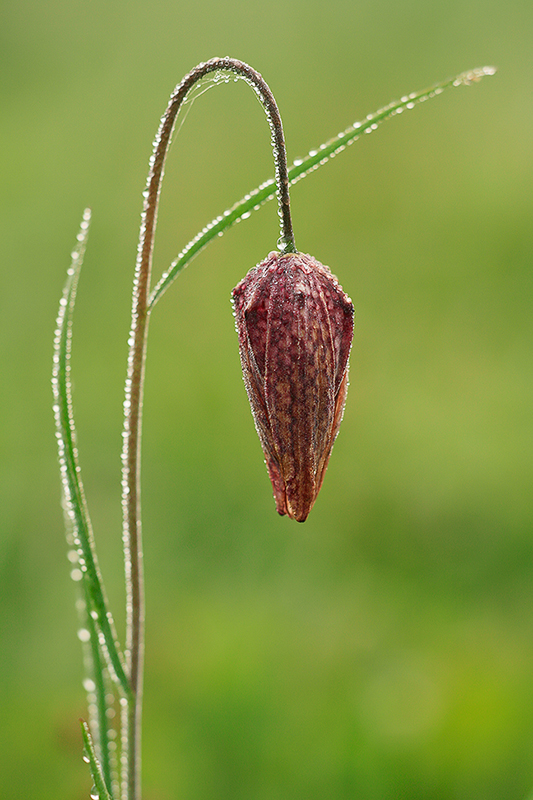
[232,251,354,521]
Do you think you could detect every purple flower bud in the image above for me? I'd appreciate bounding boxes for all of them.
[232,251,354,522]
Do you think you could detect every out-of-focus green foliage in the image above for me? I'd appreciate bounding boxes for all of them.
[0,0,531,798]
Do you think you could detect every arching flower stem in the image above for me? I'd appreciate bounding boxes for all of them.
[121,57,296,800]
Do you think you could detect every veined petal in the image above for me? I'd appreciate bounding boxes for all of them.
[233,251,354,521]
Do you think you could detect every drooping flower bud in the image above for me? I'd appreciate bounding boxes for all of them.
[232,251,354,522]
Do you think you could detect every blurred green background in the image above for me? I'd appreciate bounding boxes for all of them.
[1,0,532,798]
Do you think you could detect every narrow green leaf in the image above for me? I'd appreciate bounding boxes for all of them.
[52,209,132,700]
[148,65,496,310]
[82,578,116,794]
[80,720,114,800]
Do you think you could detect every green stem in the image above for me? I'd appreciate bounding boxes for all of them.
[120,56,296,800]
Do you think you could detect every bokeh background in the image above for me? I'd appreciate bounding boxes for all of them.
[1,0,532,798]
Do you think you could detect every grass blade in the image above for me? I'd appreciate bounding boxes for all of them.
[81,720,114,800]
[81,577,116,794]
[52,209,131,699]
[148,66,496,309]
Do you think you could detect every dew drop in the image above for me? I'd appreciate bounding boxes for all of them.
[277,236,294,253]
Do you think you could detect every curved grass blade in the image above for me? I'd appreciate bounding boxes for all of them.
[52,209,132,700]
[81,720,114,800]
[148,65,496,310]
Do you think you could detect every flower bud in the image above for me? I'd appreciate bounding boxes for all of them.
[232,251,354,522]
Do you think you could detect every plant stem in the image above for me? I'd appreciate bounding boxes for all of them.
[120,57,296,800]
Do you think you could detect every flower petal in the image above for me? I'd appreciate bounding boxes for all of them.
[233,251,354,521]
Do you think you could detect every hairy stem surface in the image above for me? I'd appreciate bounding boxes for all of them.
[120,57,296,800]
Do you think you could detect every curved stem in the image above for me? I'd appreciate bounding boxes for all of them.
[120,57,296,800]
